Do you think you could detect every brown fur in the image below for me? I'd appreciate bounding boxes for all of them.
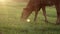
[21,0,60,24]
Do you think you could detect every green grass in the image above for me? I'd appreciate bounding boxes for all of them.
[0,2,60,34]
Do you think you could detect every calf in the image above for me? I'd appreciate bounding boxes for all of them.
[21,0,54,22]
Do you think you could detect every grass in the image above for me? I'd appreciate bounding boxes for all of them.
[0,2,60,34]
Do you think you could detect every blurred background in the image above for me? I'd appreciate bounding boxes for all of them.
[0,0,60,34]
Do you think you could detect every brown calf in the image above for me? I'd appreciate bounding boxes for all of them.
[21,0,54,22]
[21,0,60,25]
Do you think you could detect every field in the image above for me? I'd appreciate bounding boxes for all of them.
[0,2,60,34]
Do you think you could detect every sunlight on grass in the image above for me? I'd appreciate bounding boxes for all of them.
[0,2,60,34]
[0,0,6,2]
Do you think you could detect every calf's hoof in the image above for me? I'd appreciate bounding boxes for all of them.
[45,20,49,23]
[56,22,60,25]
[56,23,60,25]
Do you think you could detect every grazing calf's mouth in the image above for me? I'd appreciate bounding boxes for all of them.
[0,31,3,34]
[21,8,33,21]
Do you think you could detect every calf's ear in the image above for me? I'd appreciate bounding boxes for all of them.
[23,8,26,10]
[23,8,29,10]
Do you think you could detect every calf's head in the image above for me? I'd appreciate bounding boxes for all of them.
[21,8,32,21]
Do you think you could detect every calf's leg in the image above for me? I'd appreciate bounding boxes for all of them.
[55,4,60,24]
[42,6,48,23]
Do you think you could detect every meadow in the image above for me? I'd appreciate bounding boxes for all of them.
[0,2,60,34]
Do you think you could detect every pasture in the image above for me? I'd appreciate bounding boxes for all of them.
[0,2,60,34]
